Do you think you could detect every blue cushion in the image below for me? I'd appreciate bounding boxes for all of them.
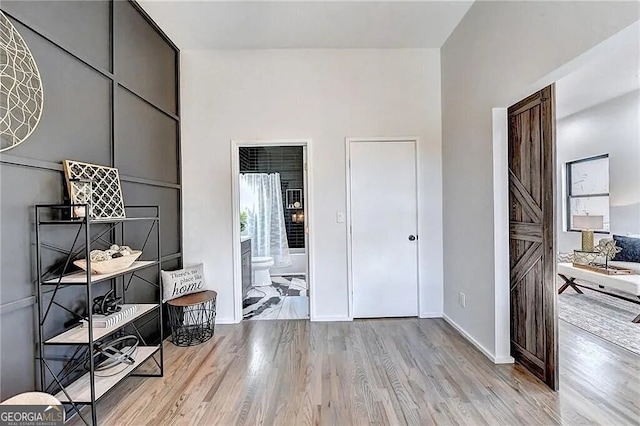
[612,235,640,263]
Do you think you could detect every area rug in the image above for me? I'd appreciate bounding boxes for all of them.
[243,275,309,320]
[558,283,640,356]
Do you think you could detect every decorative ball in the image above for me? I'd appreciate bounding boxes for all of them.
[89,250,108,262]
[110,244,120,251]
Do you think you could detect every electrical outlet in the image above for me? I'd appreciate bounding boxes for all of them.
[336,211,345,223]
[459,292,466,308]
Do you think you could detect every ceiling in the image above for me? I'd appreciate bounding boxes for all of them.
[556,23,640,119]
[138,1,474,50]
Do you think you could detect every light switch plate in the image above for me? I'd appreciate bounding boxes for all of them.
[459,292,466,308]
[336,212,345,223]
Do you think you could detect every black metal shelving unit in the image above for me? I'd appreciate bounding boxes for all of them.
[35,204,164,425]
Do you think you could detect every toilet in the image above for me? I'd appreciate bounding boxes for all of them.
[252,256,274,287]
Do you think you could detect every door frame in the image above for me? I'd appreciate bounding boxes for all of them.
[230,138,316,323]
[345,137,422,320]
[492,20,639,371]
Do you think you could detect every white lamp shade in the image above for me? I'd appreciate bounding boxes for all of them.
[573,214,604,230]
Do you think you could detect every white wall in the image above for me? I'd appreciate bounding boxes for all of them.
[441,1,639,360]
[181,49,443,322]
[556,90,640,252]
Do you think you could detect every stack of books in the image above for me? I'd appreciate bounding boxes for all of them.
[80,304,138,328]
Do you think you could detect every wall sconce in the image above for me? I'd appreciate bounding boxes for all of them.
[291,211,304,224]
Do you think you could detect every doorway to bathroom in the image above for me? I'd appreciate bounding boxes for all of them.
[231,140,313,322]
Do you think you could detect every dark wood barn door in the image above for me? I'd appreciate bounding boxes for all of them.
[508,85,558,390]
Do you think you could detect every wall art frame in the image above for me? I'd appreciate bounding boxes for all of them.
[63,160,126,219]
[0,10,44,152]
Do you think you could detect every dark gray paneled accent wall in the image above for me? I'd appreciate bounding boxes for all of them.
[239,147,305,249]
[0,1,181,399]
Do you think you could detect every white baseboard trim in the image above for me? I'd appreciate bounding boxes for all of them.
[442,314,513,365]
[420,312,443,318]
[494,356,515,364]
[312,316,352,322]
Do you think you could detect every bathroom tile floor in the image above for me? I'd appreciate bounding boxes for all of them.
[243,275,309,320]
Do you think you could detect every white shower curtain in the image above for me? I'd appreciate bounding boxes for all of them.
[240,173,291,267]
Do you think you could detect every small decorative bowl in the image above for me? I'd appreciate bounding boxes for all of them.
[74,251,142,275]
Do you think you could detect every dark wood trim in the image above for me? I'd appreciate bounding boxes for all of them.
[509,222,543,243]
[508,91,543,117]
[508,84,557,391]
[509,170,542,221]
[167,290,217,307]
[510,243,543,289]
[510,342,547,386]
[541,84,558,390]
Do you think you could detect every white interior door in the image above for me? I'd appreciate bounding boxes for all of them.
[349,140,418,318]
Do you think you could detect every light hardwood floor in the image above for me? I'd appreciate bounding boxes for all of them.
[76,319,640,425]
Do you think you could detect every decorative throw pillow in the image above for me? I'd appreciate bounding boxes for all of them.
[611,235,640,263]
[161,263,207,302]
[556,252,574,263]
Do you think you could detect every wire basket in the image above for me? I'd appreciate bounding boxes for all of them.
[166,291,217,347]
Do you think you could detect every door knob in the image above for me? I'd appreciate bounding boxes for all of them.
[408,235,416,241]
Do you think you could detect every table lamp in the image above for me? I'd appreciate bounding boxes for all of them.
[573,214,604,251]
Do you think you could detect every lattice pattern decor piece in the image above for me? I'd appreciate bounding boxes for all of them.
[0,10,44,152]
[63,160,126,219]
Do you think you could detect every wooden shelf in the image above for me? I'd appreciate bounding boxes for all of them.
[46,304,159,345]
[55,346,160,403]
[43,261,157,285]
